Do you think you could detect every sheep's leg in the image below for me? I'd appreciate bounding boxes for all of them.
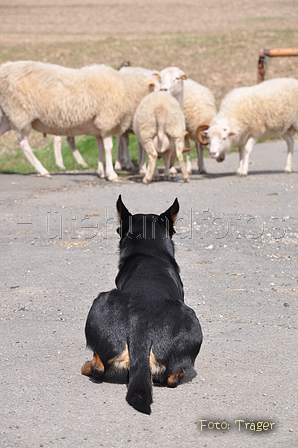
[143,140,158,184]
[197,142,206,174]
[238,138,257,176]
[116,132,134,171]
[115,134,124,171]
[283,132,294,173]
[1,117,50,177]
[175,139,189,183]
[19,134,51,178]
[184,135,191,174]
[121,132,134,170]
[153,164,159,180]
[169,151,178,175]
[138,143,147,175]
[185,152,191,174]
[66,136,88,168]
[237,145,245,175]
[0,115,12,136]
[163,149,172,180]
[95,136,106,179]
[103,136,118,181]
[53,136,65,170]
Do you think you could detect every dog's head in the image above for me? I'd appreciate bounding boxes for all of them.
[116,195,179,241]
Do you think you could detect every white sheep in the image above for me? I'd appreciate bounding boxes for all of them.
[183,79,216,174]
[113,65,189,177]
[0,60,160,179]
[115,64,160,172]
[202,78,298,176]
[133,91,189,184]
[134,66,187,177]
[53,64,160,173]
[158,67,216,175]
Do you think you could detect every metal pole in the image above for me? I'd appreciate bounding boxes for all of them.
[258,48,298,83]
[265,48,298,57]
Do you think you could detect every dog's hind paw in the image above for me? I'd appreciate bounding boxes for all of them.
[82,353,105,378]
[81,360,92,376]
[167,370,185,388]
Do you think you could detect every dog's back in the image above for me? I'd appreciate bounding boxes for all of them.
[82,196,203,415]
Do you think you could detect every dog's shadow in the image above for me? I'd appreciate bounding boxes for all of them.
[88,369,128,385]
[88,366,197,388]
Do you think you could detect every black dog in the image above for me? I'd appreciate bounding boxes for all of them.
[81,195,203,415]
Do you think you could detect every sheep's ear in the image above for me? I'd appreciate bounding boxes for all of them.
[200,130,208,137]
[181,74,187,80]
[149,82,156,93]
[116,195,132,237]
[159,198,179,237]
[228,132,236,137]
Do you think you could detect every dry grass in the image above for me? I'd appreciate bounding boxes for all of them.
[0,0,297,151]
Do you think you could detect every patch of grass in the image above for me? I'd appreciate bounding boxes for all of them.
[4,131,281,175]
[0,133,205,175]
[0,134,140,174]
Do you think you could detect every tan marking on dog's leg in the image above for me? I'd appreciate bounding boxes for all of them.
[167,370,185,387]
[150,349,166,375]
[90,352,105,377]
[108,345,130,371]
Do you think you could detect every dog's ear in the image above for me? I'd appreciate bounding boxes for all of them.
[116,195,132,237]
[159,198,179,237]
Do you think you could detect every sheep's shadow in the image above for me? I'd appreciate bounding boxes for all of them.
[189,168,295,179]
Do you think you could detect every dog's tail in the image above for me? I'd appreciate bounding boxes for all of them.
[126,328,152,415]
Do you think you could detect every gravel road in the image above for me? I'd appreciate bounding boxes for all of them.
[1,141,297,447]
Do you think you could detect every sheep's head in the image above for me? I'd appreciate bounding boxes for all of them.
[201,125,235,161]
[159,67,187,104]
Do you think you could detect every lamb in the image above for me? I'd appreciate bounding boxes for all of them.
[133,91,189,184]
[134,66,187,177]
[0,60,160,179]
[114,65,189,177]
[115,64,160,172]
[202,78,298,176]
[159,67,216,174]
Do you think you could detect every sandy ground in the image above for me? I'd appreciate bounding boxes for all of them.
[0,0,297,106]
[0,0,297,37]
[0,141,297,447]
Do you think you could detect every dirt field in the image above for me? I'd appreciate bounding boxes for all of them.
[0,0,297,106]
[1,0,297,155]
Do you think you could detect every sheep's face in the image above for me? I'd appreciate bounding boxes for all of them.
[159,67,187,99]
[203,126,235,162]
